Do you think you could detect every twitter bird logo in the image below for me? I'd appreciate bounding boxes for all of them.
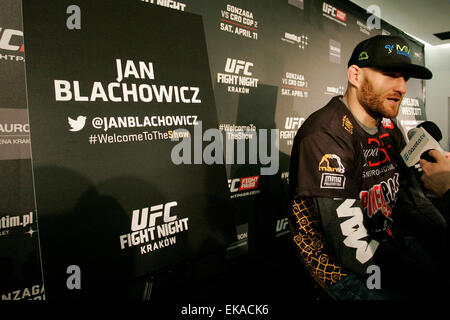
[68,116,87,132]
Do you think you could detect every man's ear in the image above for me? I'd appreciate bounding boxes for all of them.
[347,65,362,88]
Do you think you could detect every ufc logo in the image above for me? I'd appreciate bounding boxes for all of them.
[0,28,24,52]
[322,3,336,15]
[276,218,288,232]
[131,201,177,231]
[285,117,305,130]
[322,3,346,21]
[225,58,253,76]
[367,133,391,167]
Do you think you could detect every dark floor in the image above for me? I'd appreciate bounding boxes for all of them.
[146,239,323,304]
[133,240,337,318]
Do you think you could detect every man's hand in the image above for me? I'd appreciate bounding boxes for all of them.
[420,150,450,197]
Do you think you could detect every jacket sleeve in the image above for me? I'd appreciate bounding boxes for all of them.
[395,165,447,241]
[288,195,348,288]
[394,164,448,261]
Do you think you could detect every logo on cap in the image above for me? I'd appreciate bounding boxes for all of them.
[385,44,394,54]
[359,51,369,61]
[385,44,410,58]
[396,44,410,58]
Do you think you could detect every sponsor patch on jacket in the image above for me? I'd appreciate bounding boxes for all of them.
[320,173,346,189]
[318,154,345,173]
[342,115,353,134]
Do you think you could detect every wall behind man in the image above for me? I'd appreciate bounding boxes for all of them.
[424,45,450,150]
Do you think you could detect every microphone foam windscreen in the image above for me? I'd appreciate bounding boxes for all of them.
[417,121,442,142]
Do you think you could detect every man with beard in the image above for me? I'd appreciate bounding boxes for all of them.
[288,35,448,299]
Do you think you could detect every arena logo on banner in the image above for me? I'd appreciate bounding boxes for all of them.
[220,4,259,40]
[322,2,347,26]
[0,109,31,160]
[0,27,24,62]
[217,58,259,94]
[0,122,29,135]
[118,201,189,255]
[140,0,187,11]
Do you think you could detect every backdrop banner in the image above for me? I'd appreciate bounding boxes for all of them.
[22,0,235,299]
[0,0,44,301]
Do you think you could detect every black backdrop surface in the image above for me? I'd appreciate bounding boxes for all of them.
[0,0,428,300]
[22,0,237,299]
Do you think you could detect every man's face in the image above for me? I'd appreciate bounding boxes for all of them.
[356,67,408,119]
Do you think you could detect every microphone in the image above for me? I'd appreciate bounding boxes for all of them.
[401,121,446,167]
[417,121,443,142]
[417,121,443,162]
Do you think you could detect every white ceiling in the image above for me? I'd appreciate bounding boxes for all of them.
[349,0,450,46]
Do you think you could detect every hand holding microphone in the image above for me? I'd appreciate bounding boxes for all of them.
[420,150,450,197]
[401,121,446,167]
[400,121,449,197]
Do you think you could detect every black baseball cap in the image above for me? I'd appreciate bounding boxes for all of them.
[348,35,432,79]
